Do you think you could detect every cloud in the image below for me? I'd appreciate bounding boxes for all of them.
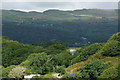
[2,0,120,2]
[2,2,118,12]
[27,2,73,8]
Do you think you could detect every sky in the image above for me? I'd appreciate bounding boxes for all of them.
[1,0,119,12]
[2,0,120,2]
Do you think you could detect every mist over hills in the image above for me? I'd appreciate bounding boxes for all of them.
[2,9,118,44]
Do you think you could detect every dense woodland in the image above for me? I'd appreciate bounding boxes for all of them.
[1,9,120,79]
[2,9,118,44]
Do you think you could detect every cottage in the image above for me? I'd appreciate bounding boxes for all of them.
[69,48,76,55]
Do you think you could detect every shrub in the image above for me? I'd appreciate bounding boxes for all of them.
[98,66,118,78]
[8,66,26,78]
[98,32,120,57]
[79,60,105,79]
[54,66,65,74]
[29,53,55,74]
[2,65,16,78]
[100,40,120,56]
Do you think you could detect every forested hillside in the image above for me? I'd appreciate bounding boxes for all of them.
[1,8,119,79]
[2,9,118,44]
[1,32,120,79]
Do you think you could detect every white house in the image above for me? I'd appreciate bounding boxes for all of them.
[69,48,76,55]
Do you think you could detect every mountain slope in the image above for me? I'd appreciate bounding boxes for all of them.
[64,32,120,79]
[2,32,120,79]
[2,9,118,44]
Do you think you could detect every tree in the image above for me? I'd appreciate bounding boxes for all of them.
[54,66,65,74]
[45,44,66,54]
[0,66,4,79]
[8,66,26,78]
[28,52,55,74]
[101,40,120,56]
[2,38,45,67]
[54,52,73,67]
[98,32,120,57]
[80,43,103,56]
[71,43,103,64]
[79,60,105,79]
[98,66,118,79]
[109,32,120,41]
[2,65,16,78]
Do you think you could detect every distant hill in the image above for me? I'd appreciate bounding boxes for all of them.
[2,9,118,44]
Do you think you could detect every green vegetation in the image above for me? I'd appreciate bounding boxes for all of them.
[8,66,26,78]
[54,66,65,74]
[2,32,120,79]
[79,60,105,79]
[2,37,45,67]
[98,66,118,79]
[2,65,16,78]
[28,53,55,74]
[100,32,120,56]
[71,43,103,64]
[2,9,117,44]
[1,8,119,79]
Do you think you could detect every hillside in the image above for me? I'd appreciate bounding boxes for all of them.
[2,9,118,44]
[1,32,120,79]
[65,32,120,79]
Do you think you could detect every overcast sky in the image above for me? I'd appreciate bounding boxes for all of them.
[2,0,120,2]
[2,1,119,12]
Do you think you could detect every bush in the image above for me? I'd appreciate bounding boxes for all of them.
[109,32,120,41]
[2,38,45,67]
[98,66,118,78]
[80,43,103,56]
[8,66,26,78]
[54,52,72,67]
[100,40,120,56]
[54,66,65,74]
[98,32,120,57]
[28,52,55,74]
[2,65,16,78]
[71,53,87,64]
[71,43,103,64]
[45,44,66,54]
[79,60,105,79]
